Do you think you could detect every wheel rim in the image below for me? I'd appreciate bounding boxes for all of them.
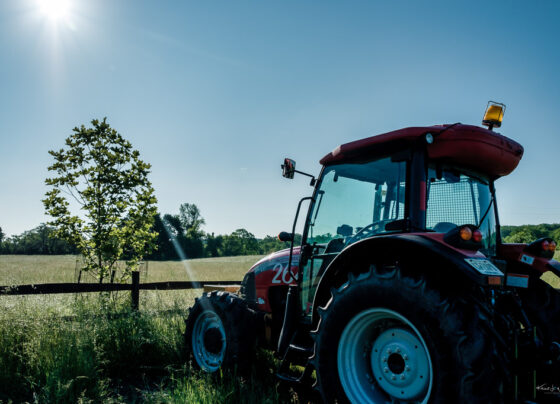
[192,310,226,372]
[337,308,433,403]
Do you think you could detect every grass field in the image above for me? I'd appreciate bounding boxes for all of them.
[1,253,559,403]
[0,254,262,284]
[0,255,263,315]
[0,254,311,404]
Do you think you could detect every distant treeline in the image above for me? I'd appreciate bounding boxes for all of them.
[0,224,77,255]
[0,203,301,259]
[501,223,560,244]
[1,214,557,258]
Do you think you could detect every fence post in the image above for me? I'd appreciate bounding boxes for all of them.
[131,271,140,310]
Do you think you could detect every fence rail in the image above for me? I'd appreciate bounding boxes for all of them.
[0,281,241,295]
[0,272,241,310]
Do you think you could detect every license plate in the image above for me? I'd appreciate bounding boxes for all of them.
[465,258,504,276]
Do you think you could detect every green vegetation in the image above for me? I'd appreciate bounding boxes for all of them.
[0,298,297,403]
[0,218,297,260]
[0,255,312,403]
[0,298,181,402]
[0,254,260,285]
[43,118,158,282]
[0,255,262,315]
[0,224,76,255]
[4,220,558,261]
[501,223,560,244]
[148,205,300,260]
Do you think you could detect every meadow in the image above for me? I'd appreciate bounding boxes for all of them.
[0,255,262,315]
[0,254,313,403]
[1,253,558,403]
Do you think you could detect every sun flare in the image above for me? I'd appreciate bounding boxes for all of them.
[37,0,71,21]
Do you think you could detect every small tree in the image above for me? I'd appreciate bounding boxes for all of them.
[179,203,205,235]
[43,118,158,281]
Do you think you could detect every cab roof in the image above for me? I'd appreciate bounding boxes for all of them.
[320,124,524,179]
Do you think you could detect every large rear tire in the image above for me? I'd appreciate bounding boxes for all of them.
[517,278,560,397]
[311,266,507,403]
[518,277,560,348]
[185,291,257,373]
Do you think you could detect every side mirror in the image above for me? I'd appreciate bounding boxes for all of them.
[278,231,294,242]
[281,158,296,179]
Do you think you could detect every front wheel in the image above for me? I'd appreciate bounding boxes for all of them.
[311,266,507,403]
[185,291,257,373]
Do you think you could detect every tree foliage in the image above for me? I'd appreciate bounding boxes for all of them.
[179,203,205,235]
[42,118,157,280]
[220,229,259,256]
[502,223,560,245]
[7,214,558,259]
[139,203,297,259]
[0,224,76,255]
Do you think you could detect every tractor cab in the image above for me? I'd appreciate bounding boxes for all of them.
[285,117,523,318]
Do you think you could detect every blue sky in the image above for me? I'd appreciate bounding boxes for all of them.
[1,0,559,238]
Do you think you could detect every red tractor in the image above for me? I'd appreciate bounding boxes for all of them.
[185,103,560,403]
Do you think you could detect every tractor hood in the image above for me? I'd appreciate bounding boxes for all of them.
[249,246,300,271]
[320,124,523,179]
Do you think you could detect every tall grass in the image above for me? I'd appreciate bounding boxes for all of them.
[144,351,303,404]
[0,255,309,403]
[0,295,303,403]
[0,296,182,402]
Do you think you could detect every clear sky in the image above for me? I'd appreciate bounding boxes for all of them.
[1,0,559,238]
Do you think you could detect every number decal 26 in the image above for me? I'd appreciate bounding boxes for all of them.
[271,262,298,284]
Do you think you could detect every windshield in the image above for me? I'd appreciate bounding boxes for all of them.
[426,166,497,257]
[307,157,406,247]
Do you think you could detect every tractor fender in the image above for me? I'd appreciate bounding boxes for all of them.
[311,233,491,326]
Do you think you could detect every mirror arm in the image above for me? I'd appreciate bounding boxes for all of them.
[294,170,316,186]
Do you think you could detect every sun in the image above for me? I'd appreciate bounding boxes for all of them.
[37,0,71,21]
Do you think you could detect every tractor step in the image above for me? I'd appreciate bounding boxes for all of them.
[276,362,314,385]
[276,343,314,384]
[279,343,313,367]
[287,343,313,356]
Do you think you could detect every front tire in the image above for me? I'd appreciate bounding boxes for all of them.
[185,291,256,373]
[311,266,506,403]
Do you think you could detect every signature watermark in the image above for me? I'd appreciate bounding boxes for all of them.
[537,384,560,395]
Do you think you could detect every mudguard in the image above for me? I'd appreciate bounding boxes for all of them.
[311,233,500,325]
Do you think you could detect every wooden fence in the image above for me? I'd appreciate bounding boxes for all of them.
[0,271,241,310]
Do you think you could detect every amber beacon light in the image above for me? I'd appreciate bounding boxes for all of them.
[482,101,505,130]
